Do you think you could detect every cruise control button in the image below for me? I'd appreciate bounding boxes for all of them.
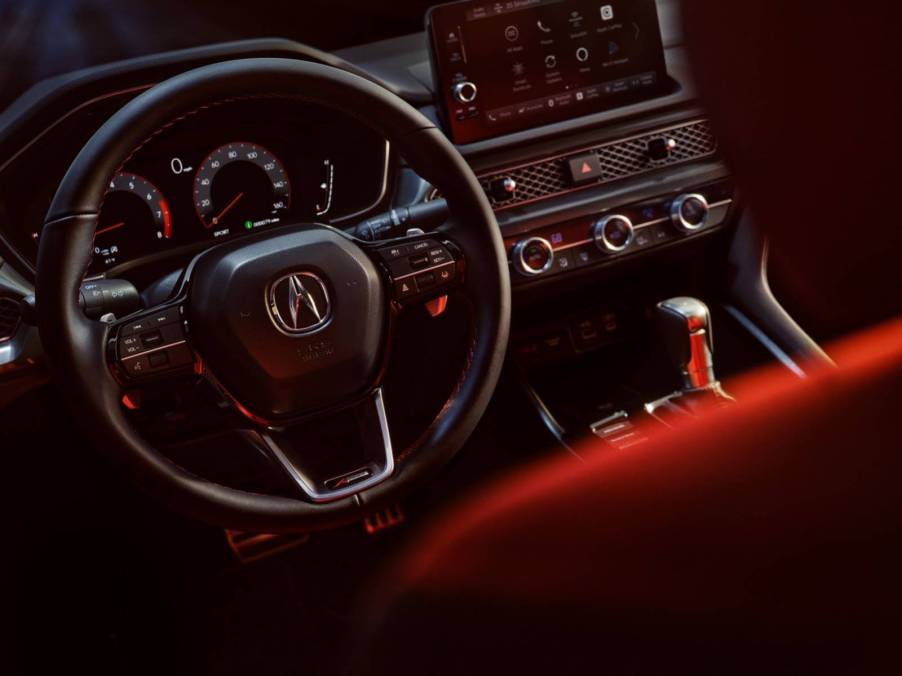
[379,244,409,260]
[428,246,453,266]
[409,254,430,269]
[409,240,435,253]
[415,271,437,289]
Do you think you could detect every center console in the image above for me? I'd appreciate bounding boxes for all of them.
[419,1,807,450]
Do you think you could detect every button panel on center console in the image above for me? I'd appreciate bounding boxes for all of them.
[505,181,733,284]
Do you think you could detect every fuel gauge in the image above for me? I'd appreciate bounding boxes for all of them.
[315,158,335,217]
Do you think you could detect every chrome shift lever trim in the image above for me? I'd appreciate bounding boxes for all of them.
[657,297,717,391]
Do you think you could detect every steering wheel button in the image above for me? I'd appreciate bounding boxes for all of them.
[428,247,453,266]
[123,356,151,377]
[394,278,418,299]
[410,240,435,252]
[140,330,163,347]
[409,254,430,269]
[379,245,409,260]
[415,271,437,289]
[148,351,170,368]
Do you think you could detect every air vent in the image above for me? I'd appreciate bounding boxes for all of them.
[479,119,717,209]
[0,296,22,342]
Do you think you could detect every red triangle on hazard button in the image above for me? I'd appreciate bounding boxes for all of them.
[581,162,593,174]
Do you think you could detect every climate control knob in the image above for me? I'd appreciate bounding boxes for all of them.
[452,81,478,104]
[671,194,710,232]
[512,237,554,276]
[593,215,635,254]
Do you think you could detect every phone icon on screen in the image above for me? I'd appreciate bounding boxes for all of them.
[537,20,552,33]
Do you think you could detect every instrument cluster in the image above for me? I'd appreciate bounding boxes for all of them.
[52,99,389,274]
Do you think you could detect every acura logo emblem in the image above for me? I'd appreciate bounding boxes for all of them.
[267,272,331,335]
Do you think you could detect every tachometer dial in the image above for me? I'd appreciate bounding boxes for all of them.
[193,142,291,232]
[93,172,172,269]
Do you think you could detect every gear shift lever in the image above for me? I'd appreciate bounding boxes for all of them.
[656,297,717,391]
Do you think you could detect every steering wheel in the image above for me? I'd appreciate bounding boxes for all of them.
[35,59,510,533]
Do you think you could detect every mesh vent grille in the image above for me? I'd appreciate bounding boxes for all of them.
[0,296,21,341]
[480,119,717,209]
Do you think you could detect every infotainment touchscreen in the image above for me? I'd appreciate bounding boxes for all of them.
[428,0,669,145]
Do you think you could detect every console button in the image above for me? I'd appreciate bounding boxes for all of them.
[489,176,517,201]
[647,136,677,161]
[567,154,603,184]
[632,228,654,250]
[573,246,595,268]
[552,250,574,274]
[650,223,675,244]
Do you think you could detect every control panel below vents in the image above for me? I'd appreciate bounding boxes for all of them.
[478,119,717,210]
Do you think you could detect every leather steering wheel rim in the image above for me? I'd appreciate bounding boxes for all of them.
[35,58,510,533]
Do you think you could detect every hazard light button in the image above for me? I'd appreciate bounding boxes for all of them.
[566,153,603,185]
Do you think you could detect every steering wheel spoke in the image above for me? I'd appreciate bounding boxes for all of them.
[246,388,395,503]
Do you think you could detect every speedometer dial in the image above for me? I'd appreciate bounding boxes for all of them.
[193,142,291,233]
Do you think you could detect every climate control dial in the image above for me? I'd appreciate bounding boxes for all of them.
[593,215,635,254]
[671,194,710,232]
[512,237,554,276]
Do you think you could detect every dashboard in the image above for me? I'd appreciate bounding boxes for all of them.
[1,97,390,277]
[0,0,731,320]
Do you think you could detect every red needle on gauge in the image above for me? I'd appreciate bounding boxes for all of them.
[95,221,125,237]
[211,192,244,226]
